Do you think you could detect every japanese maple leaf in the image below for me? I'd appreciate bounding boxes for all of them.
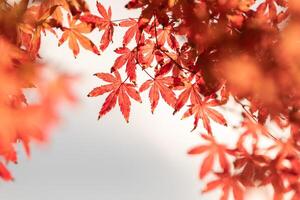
[0,0,54,58]
[111,47,137,82]
[139,39,163,67]
[40,0,89,23]
[40,0,70,22]
[88,71,142,122]
[59,15,99,58]
[236,117,271,152]
[139,75,176,113]
[188,134,229,179]
[174,79,202,113]
[202,172,244,200]
[182,97,227,132]
[156,44,197,77]
[177,42,197,66]
[156,26,179,50]
[20,5,59,58]
[0,36,75,181]
[119,18,140,46]
[259,159,287,200]
[80,2,115,52]
[232,148,271,187]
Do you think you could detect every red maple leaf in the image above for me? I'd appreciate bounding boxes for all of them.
[40,0,89,23]
[59,15,99,57]
[233,149,270,187]
[139,75,176,113]
[138,39,163,67]
[174,79,202,113]
[20,5,59,58]
[88,71,141,122]
[111,47,137,82]
[182,97,227,132]
[156,25,179,49]
[80,2,116,52]
[188,134,229,179]
[119,18,140,46]
[202,172,244,200]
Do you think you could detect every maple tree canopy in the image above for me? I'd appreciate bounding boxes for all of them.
[0,0,300,199]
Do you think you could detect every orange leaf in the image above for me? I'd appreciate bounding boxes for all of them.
[89,71,141,122]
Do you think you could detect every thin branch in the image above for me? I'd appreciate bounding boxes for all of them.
[159,49,198,75]
[138,63,155,80]
[111,17,139,23]
[235,98,279,141]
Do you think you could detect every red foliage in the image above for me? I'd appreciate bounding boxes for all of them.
[2,0,300,199]
[0,0,77,181]
[80,2,116,52]
[82,0,300,199]
[139,75,176,113]
[59,14,99,57]
[88,71,141,122]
